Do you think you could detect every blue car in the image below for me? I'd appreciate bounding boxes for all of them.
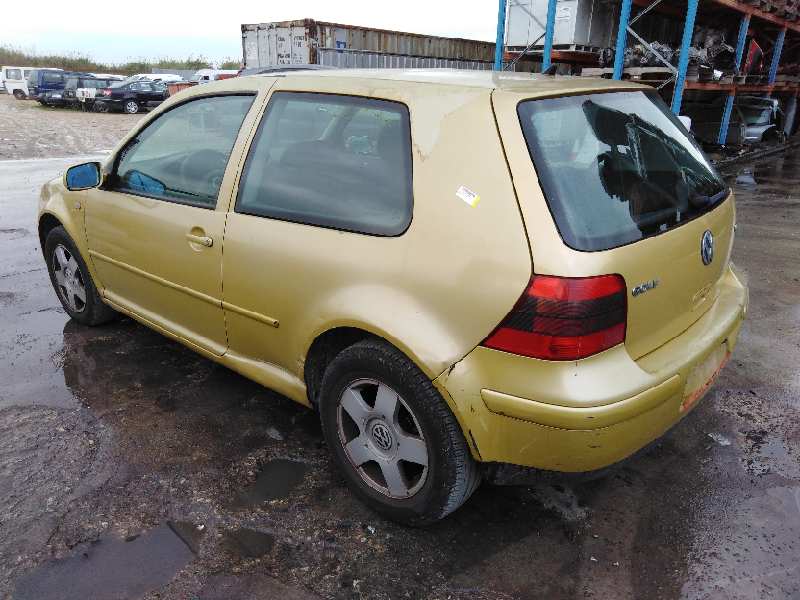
[27,69,92,100]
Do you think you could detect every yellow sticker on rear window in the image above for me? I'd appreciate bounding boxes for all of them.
[456,185,480,208]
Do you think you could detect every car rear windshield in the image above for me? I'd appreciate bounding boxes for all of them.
[517,90,728,252]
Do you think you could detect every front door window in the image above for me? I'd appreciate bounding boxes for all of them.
[111,94,255,208]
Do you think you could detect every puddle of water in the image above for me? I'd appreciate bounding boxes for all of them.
[13,522,195,600]
[167,520,205,554]
[221,528,276,558]
[232,458,309,508]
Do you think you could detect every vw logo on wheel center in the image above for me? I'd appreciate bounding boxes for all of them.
[701,230,714,266]
[371,422,393,451]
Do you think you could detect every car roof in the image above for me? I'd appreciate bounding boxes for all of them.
[201,68,650,97]
[289,68,647,92]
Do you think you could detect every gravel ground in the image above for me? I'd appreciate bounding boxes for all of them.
[0,93,140,160]
[0,100,799,600]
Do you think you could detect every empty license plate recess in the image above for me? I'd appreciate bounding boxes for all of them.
[681,343,730,413]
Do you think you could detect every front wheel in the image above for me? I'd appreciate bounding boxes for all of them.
[44,226,117,326]
[13,90,26,100]
[123,100,139,114]
[319,339,480,526]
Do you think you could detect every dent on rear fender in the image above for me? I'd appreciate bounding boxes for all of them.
[298,283,467,380]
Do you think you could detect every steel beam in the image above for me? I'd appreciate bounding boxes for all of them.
[768,27,787,84]
[734,14,751,69]
[494,0,507,71]
[671,0,699,115]
[784,94,797,138]
[542,0,558,72]
[613,0,634,79]
[717,94,736,145]
[717,14,750,145]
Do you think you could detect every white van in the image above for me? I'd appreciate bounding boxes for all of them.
[2,66,35,99]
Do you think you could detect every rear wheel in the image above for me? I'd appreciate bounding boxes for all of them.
[319,339,480,526]
[13,90,26,100]
[44,226,117,326]
[123,100,139,114]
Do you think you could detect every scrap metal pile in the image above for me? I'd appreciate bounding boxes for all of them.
[599,26,736,81]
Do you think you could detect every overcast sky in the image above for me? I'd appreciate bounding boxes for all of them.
[5,0,501,64]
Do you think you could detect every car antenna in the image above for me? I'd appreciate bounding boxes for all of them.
[542,64,557,76]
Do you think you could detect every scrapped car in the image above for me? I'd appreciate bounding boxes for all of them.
[38,75,118,109]
[737,96,784,143]
[66,75,120,109]
[26,68,71,100]
[38,70,748,525]
[94,78,168,113]
[682,102,748,146]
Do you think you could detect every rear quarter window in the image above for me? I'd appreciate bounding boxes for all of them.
[236,92,413,236]
[518,91,728,251]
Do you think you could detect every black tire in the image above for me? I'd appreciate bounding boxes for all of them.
[44,226,117,326]
[319,339,480,526]
[13,90,26,100]
[762,127,785,144]
[123,100,139,114]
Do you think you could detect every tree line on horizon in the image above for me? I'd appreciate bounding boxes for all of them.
[0,46,241,75]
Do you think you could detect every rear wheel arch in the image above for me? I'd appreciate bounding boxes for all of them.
[303,324,449,407]
[302,325,479,455]
[303,327,383,407]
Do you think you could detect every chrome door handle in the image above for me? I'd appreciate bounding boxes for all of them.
[186,233,213,247]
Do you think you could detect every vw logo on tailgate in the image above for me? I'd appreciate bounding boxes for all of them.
[701,230,714,266]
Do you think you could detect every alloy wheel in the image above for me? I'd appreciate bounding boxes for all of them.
[52,244,87,313]
[337,379,429,499]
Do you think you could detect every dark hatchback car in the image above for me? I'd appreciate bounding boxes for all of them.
[94,78,169,114]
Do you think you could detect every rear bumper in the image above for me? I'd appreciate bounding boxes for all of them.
[434,265,748,472]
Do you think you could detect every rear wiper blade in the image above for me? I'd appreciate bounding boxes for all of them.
[690,187,729,208]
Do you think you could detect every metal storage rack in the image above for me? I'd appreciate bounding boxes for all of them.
[494,0,799,144]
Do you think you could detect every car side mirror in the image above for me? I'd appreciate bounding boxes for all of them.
[65,162,101,191]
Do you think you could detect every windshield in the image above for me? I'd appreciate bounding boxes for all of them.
[26,70,38,83]
[518,91,728,252]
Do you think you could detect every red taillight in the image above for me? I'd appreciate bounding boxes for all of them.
[482,274,627,361]
[101,89,111,96]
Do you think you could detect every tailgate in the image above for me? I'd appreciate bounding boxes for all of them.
[588,198,734,359]
[492,84,735,359]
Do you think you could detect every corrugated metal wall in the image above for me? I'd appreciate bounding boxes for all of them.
[316,48,492,69]
[311,22,495,61]
[242,20,495,69]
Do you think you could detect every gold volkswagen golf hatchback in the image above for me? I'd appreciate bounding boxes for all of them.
[38,70,748,525]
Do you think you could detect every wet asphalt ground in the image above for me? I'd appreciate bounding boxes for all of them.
[0,149,799,600]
